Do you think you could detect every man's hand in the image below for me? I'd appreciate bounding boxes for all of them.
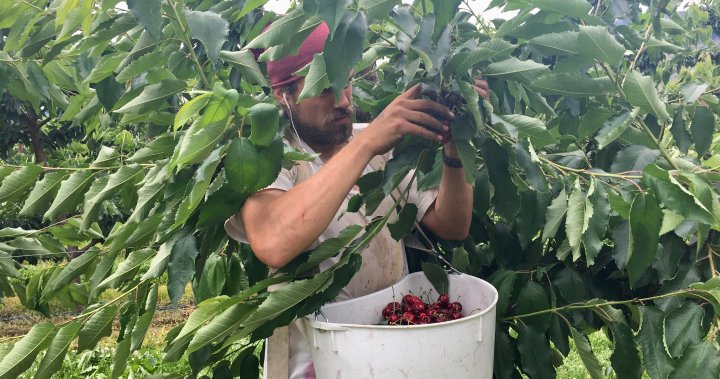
[474,78,490,101]
[357,84,454,156]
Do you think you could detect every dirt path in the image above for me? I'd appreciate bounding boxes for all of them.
[0,297,194,347]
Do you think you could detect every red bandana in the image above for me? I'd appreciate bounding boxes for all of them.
[266,22,330,88]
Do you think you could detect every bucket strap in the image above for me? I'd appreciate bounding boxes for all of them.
[266,325,290,379]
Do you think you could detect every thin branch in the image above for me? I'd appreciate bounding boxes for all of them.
[636,118,680,170]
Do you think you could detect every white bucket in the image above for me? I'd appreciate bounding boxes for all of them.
[304,272,498,379]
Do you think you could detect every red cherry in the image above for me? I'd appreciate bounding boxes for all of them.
[438,294,450,305]
[388,314,400,325]
[411,303,426,314]
[450,302,463,313]
[451,312,463,320]
[401,312,416,324]
[382,306,394,319]
[402,294,415,306]
[419,314,432,324]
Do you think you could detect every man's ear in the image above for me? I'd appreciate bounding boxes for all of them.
[272,87,286,105]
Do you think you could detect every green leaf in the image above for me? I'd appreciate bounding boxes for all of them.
[296,225,363,274]
[174,93,211,132]
[627,193,662,286]
[0,165,42,204]
[583,180,610,265]
[515,281,551,331]
[84,51,127,84]
[33,322,82,379]
[96,249,155,294]
[664,302,704,358]
[246,9,307,49]
[421,261,448,295]
[186,302,256,354]
[314,0,350,34]
[114,79,186,114]
[637,306,675,379]
[570,327,603,379]
[232,272,334,343]
[623,70,670,122]
[528,0,592,18]
[92,146,120,168]
[219,50,269,86]
[488,269,516,316]
[554,267,587,304]
[127,165,167,223]
[431,0,460,38]
[577,25,626,66]
[172,119,227,171]
[249,103,280,148]
[42,247,100,300]
[127,134,180,163]
[532,74,613,97]
[359,0,401,20]
[44,171,96,221]
[0,322,54,378]
[610,145,660,173]
[201,85,239,126]
[670,110,692,154]
[78,306,117,351]
[324,11,367,100]
[116,52,167,82]
[184,10,229,62]
[174,147,223,229]
[196,253,227,302]
[82,165,144,230]
[528,31,579,56]
[444,39,517,74]
[483,57,550,84]
[131,284,157,351]
[127,0,161,38]
[225,138,260,194]
[481,140,519,221]
[608,322,642,379]
[518,325,555,379]
[691,106,715,157]
[669,341,720,379]
[643,164,715,225]
[172,296,234,346]
[543,189,567,241]
[497,115,556,148]
[297,53,332,101]
[566,181,586,260]
[168,234,199,307]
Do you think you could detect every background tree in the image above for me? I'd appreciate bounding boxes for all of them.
[2,0,720,378]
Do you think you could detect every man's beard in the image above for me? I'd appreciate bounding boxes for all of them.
[291,106,353,147]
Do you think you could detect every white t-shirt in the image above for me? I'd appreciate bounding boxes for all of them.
[224,125,438,378]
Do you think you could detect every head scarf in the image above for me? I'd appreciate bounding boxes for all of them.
[266,22,330,88]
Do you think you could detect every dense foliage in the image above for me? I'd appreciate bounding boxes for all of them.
[3,0,720,377]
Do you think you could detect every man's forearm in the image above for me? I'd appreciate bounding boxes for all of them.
[421,142,473,240]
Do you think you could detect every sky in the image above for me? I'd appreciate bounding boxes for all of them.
[262,0,702,19]
[263,0,513,20]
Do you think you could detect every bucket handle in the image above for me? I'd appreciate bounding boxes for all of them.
[314,310,329,322]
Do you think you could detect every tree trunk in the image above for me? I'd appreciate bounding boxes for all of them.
[25,108,47,166]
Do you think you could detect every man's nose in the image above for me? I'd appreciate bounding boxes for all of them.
[335,87,351,108]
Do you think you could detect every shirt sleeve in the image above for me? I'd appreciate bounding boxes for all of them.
[224,166,296,243]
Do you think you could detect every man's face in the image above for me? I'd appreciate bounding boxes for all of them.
[285,78,354,147]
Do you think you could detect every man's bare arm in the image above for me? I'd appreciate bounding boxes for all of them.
[242,85,454,268]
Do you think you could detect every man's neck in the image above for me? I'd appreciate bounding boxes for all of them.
[310,141,348,162]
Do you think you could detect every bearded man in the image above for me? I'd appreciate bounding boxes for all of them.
[225,22,488,379]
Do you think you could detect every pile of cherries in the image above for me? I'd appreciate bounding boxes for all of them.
[381,293,464,325]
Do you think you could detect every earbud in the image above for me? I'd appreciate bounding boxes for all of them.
[283,92,290,108]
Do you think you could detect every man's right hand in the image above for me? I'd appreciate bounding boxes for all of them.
[357,84,455,156]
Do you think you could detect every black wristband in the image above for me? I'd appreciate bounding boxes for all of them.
[442,148,463,168]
